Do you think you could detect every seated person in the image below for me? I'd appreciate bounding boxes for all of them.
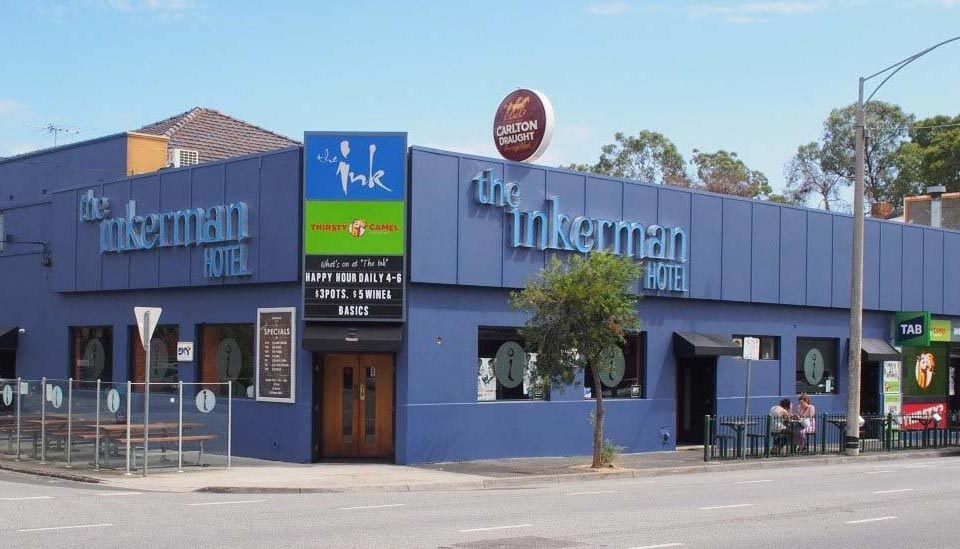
[769,399,793,452]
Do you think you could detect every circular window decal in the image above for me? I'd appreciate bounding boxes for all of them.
[598,347,626,388]
[803,348,825,385]
[217,338,243,380]
[83,338,106,379]
[494,341,526,389]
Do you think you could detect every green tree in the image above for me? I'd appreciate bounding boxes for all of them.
[691,149,772,198]
[894,114,960,200]
[564,131,689,186]
[511,253,642,468]
[820,101,914,205]
[784,142,846,211]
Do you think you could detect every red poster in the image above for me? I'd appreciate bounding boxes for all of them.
[902,402,948,430]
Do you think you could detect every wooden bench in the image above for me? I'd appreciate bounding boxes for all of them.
[120,434,219,467]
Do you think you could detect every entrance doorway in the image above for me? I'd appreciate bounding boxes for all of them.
[860,362,881,415]
[676,357,716,444]
[318,354,395,459]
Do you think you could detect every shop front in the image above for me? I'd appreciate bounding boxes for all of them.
[5,131,960,465]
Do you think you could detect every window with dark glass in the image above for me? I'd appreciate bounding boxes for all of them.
[732,335,780,360]
[796,337,839,394]
[584,333,646,399]
[477,327,543,401]
[71,326,113,381]
[200,324,255,398]
[130,325,180,392]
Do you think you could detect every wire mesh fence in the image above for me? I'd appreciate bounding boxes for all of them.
[706,410,960,461]
[0,378,231,475]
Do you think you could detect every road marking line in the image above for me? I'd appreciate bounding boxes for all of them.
[187,499,269,506]
[864,470,895,474]
[92,492,142,497]
[873,488,914,494]
[0,496,54,501]
[339,503,406,510]
[735,480,773,484]
[627,544,683,549]
[698,504,755,510]
[18,523,112,533]
[845,516,897,525]
[459,524,532,533]
[903,464,936,469]
[564,490,616,496]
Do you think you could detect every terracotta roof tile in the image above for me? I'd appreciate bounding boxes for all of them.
[136,107,300,163]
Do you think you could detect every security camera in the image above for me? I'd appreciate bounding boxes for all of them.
[18,328,26,335]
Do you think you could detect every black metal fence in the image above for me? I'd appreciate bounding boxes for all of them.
[705,411,960,461]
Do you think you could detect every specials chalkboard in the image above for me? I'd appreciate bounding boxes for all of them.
[255,307,296,403]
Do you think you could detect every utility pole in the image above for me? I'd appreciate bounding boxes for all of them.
[846,79,865,456]
[845,35,960,456]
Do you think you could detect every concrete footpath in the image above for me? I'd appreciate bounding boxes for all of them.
[2,447,958,494]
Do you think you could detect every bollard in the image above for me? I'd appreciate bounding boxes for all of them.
[40,377,46,464]
[15,377,21,461]
[227,382,233,469]
[66,378,73,468]
[95,379,101,471]
[125,381,132,476]
[703,415,711,462]
[177,381,183,473]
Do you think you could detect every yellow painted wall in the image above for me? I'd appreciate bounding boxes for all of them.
[126,133,169,176]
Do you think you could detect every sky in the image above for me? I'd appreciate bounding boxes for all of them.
[1,0,959,198]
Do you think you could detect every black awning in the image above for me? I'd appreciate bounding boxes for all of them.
[0,326,18,351]
[672,332,741,358]
[302,324,403,353]
[861,338,900,363]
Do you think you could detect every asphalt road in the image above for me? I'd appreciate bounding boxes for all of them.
[1,455,959,548]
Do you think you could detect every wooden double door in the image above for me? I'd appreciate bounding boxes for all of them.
[320,354,395,459]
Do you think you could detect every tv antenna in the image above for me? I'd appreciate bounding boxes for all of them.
[24,123,83,146]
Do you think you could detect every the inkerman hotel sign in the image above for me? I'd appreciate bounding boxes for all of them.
[302,132,408,321]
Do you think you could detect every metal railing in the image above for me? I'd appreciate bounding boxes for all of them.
[0,378,231,475]
[705,411,960,461]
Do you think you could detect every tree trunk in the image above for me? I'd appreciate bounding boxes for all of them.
[590,361,605,468]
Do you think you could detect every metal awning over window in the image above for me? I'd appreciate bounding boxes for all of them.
[672,332,741,358]
[302,324,403,353]
[0,326,18,351]
[861,338,900,363]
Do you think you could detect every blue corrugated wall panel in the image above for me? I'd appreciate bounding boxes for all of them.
[779,207,806,305]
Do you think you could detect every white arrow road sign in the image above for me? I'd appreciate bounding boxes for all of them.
[134,307,162,349]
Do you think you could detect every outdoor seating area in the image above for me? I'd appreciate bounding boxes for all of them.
[0,378,231,474]
[704,411,960,461]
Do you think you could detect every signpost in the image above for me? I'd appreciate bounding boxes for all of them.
[133,306,161,477]
[741,337,760,460]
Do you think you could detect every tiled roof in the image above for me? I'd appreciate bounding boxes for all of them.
[135,107,300,163]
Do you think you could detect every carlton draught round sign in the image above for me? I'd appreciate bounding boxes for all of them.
[493,88,554,162]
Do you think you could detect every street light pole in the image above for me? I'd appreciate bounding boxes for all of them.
[846,78,865,456]
[845,35,960,456]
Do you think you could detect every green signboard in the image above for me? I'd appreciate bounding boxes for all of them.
[901,345,948,397]
[894,311,931,347]
[930,319,952,343]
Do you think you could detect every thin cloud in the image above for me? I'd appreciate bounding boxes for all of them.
[586,2,632,15]
[689,2,822,23]
[102,0,199,12]
[0,100,29,120]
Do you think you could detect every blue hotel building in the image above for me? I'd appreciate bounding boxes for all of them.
[2,108,959,464]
